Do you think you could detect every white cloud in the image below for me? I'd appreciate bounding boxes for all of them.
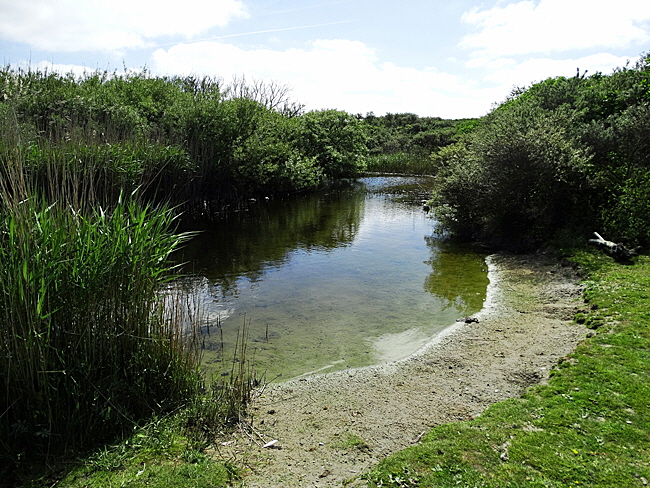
[150,39,482,118]
[12,60,144,77]
[0,0,248,52]
[24,46,638,120]
[12,46,640,121]
[476,53,635,87]
[461,0,650,58]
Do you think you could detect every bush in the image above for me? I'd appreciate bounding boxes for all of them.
[430,53,650,249]
[296,109,368,178]
[231,110,325,193]
[432,104,590,247]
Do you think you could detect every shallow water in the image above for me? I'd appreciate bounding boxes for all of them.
[173,177,488,381]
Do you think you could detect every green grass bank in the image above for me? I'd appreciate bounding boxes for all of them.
[363,251,650,487]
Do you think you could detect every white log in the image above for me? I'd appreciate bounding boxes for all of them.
[588,232,639,261]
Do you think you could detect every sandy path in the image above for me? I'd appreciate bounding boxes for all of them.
[213,253,587,487]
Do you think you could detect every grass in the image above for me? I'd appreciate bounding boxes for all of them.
[27,412,241,488]
[366,152,435,175]
[11,326,256,487]
[0,127,252,483]
[363,251,650,487]
[330,433,371,451]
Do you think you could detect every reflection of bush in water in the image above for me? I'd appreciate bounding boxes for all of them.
[175,182,365,298]
[423,237,488,313]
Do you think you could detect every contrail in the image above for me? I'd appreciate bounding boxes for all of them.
[151,21,353,48]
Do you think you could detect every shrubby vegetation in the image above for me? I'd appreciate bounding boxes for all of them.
[430,54,650,250]
[0,67,368,214]
[362,112,478,174]
[0,67,368,480]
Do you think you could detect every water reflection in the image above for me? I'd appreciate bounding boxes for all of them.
[173,177,488,381]
[177,180,365,298]
[423,237,489,312]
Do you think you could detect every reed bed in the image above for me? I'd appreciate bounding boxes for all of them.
[0,129,205,477]
[0,66,366,478]
[0,195,199,453]
[366,151,435,175]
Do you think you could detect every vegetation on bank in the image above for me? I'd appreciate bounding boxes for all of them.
[0,157,255,485]
[0,68,368,215]
[429,54,650,250]
[363,251,650,487]
[16,335,253,488]
[362,112,478,175]
[0,67,367,483]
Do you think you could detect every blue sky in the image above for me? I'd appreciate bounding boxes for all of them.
[1,0,649,118]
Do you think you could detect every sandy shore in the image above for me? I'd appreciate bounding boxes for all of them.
[213,253,587,487]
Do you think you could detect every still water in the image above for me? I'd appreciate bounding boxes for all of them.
[174,177,488,382]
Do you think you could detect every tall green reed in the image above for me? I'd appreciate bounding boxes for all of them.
[0,121,203,471]
[183,317,259,447]
[0,97,259,479]
[0,198,201,455]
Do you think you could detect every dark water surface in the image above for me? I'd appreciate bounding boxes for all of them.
[173,177,488,381]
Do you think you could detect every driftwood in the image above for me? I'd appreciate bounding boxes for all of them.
[588,232,640,262]
[456,316,479,323]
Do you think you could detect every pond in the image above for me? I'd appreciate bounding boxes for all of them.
[173,176,489,382]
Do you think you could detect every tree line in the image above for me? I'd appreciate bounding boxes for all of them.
[0,68,369,217]
[429,54,650,251]
[362,111,478,174]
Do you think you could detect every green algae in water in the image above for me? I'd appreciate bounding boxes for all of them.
[174,177,488,382]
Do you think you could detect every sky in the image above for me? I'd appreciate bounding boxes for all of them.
[1,0,649,119]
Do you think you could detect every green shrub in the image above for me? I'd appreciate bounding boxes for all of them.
[296,109,368,178]
[430,53,650,249]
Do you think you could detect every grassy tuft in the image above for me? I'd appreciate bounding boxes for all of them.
[0,66,261,484]
[36,411,241,488]
[331,433,371,451]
